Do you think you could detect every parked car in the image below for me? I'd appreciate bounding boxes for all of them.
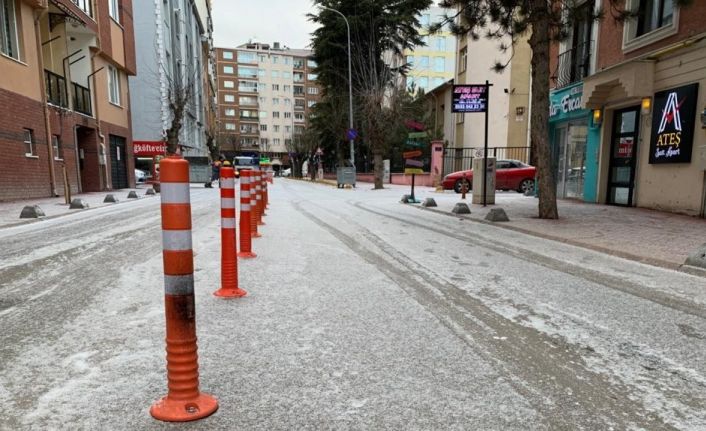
[442,160,536,194]
[135,169,147,183]
[281,168,292,177]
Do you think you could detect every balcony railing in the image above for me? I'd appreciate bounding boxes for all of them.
[45,70,68,108]
[553,41,592,89]
[72,82,92,116]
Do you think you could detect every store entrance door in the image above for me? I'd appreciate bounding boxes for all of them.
[555,121,588,199]
[607,107,640,206]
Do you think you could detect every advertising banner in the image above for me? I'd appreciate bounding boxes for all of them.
[452,85,488,113]
[649,83,699,164]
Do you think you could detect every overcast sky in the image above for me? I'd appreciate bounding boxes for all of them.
[212,0,318,50]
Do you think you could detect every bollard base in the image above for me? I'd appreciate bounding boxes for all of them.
[150,392,219,422]
[238,251,257,259]
[214,287,248,298]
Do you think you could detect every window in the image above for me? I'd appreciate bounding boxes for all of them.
[239,81,257,92]
[419,56,429,69]
[284,126,291,133]
[223,66,234,74]
[284,98,291,106]
[240,110,257,119]
[406,76,414,89]
[273,138,281,145]
[418,76,428,89]
[433,77,444,87]
[307,87,319,95]
[308,100,316,107]
[294,86,305,95]
[272,55,279,64]
[259,55,266,63]
[284,57,291,65]
[259,111,267,118]
[293,72,304,82]
[307,73,318,80]
[0,0,20,59]
[284,138,292,146]
[307,59,317,68]
[108,65,121,105]
[635,0,673,37]
[273,111,280,118]
[458,47,467,73]
[225,123,236,130]
[422,35,429,46]
[74,0,92,16]
[273,98,280,105]
[238,67,258,78]
[224,94,235,103]
[284,112,292,119]
[271,70,280,78]
[224,80,235,88]
[272,84,280,91]
[225,108,235,117]
[238,52,257,63]
[273,125,280,132]
[435,36,446,51]
[293,59,304,69]
[284,85,291,92]
[257,83,266,91]
[420,14,430,26]
[52,135,62,159]
[23,129,35,157]
[260,138,268,146]
[434,57,445,72]
[282,71,291,79]
[223,51,233,60]
[260,124,267,131]
[239,96,257,105]
[406,55,414,66]
[258,68,266,77]
[259,96,267,103]
[109,0,119,22]
[294,113,304,122]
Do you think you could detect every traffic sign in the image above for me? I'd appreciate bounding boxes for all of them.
[404,168,424,175]
[405,159,424,167]
[403,150,422,159]
[346,128,358,140]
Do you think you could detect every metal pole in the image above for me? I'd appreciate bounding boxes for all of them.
[321,6,354,168]
[483,80,490,207]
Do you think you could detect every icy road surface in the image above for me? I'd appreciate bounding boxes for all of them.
[0,180,704,430]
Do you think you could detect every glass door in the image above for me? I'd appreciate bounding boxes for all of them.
[554,121,587,200]
[607,107,640,206]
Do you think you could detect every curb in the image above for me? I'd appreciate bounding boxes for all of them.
[417,205,703,277]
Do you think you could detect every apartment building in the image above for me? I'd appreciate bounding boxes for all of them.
[215,42,321,167]
[549,0,706,217]
[0,0,136,200]
[404,6,456,93]
[129,0,213,177]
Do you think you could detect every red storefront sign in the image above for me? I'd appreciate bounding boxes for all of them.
[134,141,167,156]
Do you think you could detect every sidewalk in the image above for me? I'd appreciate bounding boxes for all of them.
[0,185,158,229]
[411,188,706,273]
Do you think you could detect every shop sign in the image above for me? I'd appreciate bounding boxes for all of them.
[549,84,586,122]
[134,141,167,156]
[649,83,699,164]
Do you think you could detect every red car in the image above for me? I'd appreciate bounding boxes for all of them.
[442,159,536,194]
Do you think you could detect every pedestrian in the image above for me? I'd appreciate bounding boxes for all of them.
[206,159,221,188]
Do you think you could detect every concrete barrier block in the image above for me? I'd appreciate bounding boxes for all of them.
[127,191,139,199]
[685,244,706,270]
[452,203,471,214]
[19,205,45,219]
[69,199,89,209]
[103,194,118,203]
[421,198,437,207]
[145,188,156,196]
[485,208,510,222]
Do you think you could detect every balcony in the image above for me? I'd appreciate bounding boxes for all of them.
[45,70,68,108]
[72,82,92,116]
[553,41,592,89]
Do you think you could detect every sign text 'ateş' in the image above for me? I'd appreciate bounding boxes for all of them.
[649,83,699,164]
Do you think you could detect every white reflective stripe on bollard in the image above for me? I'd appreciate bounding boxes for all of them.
[221,198,236,209]
[162,230,193,251]
[164,274,195,295]
[221,178,235,188]
[160,183,191,204]
[221,218,236,229]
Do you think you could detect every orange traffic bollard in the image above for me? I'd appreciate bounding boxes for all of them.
[255,171,265,226]
[214,166,247,298]
[250,171,262,238]
[237,170,257,258]
[261,172,268,216]
[151,156,218,422]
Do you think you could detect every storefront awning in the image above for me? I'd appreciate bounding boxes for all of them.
[271,158,283,165]
[582,60,655,109]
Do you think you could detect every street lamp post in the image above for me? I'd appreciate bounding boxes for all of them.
[320,6,354,168]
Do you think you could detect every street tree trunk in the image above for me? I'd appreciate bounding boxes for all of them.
[529,1,558,219]
[373,149,384,189]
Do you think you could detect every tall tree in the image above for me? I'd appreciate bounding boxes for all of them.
[309,0,431,187]
[434,0,691,219]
